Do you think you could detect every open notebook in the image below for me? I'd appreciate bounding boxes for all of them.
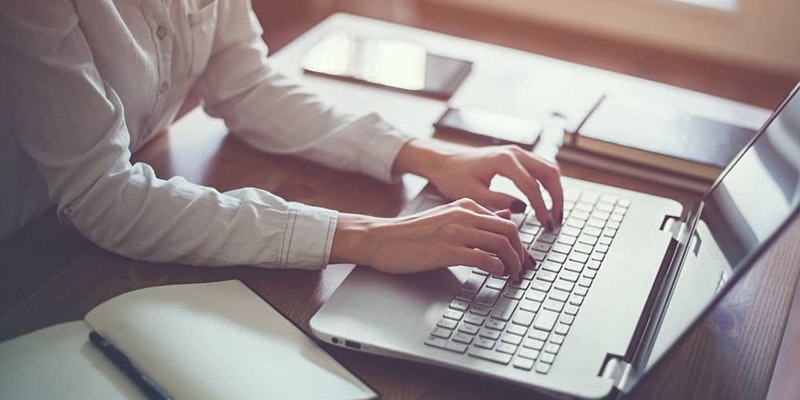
[0,280,376,400]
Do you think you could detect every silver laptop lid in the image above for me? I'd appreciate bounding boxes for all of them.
[624,84,800,389]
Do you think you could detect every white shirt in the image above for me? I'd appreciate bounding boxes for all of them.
[0,0,410,269]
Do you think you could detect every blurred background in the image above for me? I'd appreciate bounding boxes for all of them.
[252,0,799,110]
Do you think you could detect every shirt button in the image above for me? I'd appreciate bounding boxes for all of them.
[159,81,169,95]
[156,25,167,39]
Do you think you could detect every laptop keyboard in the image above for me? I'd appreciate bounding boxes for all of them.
[424,188,630,374]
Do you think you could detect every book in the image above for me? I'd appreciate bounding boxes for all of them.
[0,280,377,400]
[562,96,756,182]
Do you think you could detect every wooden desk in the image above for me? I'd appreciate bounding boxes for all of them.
[1,14,798,400]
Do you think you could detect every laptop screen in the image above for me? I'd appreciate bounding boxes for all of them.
[644,85,800,369]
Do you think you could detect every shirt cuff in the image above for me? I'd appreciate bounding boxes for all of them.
[277,202,338,270]
[358,115,413,184]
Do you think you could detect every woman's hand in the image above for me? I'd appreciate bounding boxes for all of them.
[393,139,564,230]
[330,199,533,281]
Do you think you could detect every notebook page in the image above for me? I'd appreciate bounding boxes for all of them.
[0,321,145,400]
[84,280,375,400]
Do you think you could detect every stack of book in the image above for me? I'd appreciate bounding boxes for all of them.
[557,95,757,193]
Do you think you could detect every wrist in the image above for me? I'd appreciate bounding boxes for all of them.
[330,213,382,265]
[392,139,452,179]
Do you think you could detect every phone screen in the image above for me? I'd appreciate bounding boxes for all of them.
[435,108,542,147]
[302,34,472,99]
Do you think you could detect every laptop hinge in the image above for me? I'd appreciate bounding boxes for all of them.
[660,216,691,245]
[600,354,632,390]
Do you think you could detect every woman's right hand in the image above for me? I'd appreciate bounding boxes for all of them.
[330,198,532,281]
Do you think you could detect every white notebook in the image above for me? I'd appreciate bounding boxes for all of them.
[0,280,376,400]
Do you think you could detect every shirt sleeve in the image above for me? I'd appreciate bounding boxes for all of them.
[0,0,336,270]
[192,1,413,184]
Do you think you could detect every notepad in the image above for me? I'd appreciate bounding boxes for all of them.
[0,280,377,400]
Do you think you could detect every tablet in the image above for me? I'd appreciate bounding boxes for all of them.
[302,33,472,99]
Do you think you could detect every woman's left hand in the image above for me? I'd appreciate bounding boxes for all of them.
[393,139,564,231]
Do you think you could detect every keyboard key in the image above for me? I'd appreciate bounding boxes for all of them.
[485,276,507,290]
[575,202,593,213]
[536,362,551,374]
[537,271,557,282]
[599,194,617,204]
[513,357,535,370]
[518,348,540,360]
[570,210,590,221]
[569,252,589,264]
[523,338,545,350]
[544,343,561,354]
[443,309,464,320]
[596,244,610,254]
[507,324,527,336]
[519,299,541,312]
[459,324,480,335]
[486,319,507,331]
[609,213,624,223]
[496,342,518,354]
[547,252,567,264]
[450,299,469,311]
[473,337,496,349]
[587,218,605,229]
[504,288,525,300]
[581,191,599,203]
[578,234,598,245]
[591,252,606,261]
[596,202,614,213]
[538,232,558,244]
[564,305,579,316]
[559,270,580,282]
[473,268,489,276]
[550,333,565,344]
[462,273,487,293]
[560,226,581,237]
[539,352,556,364]
[584,270,597,279]
[577,277,593,288]
[475,287,501,306]
[555,323,570,335]
[533,309,559,331]
[540,261,562,273]
[587,261,601,270]
[582,226,602,237]
[569,294,585,306]
[431,327,453,339]
[520,224,540,235]
[554,280,574,293]
[518,231,536,244]
[549,288,570,302]
[479,328,501,340]
[618,198,631,208]
[591,211,611,221]
[528,250,547,263]
[424,336,448,349]
[509,279,531,290]
[491,298,519,321]
[468,347,512,364]
[563,261,584,273]
[512,310,535,327]
[602,228,617,238]
[574,286,588,296]
[445,341,469,353]
[542,299,564,312]
[574,243,594,254]
[464,314,485,325]
[528,329,549,341]
[456,291,475,302]
[606,221,620,230]
[437,318,458,329]
[470,305,491,316]
[558,234,578,246]
[522,269,536,280]
[599,236,613,246]
[551,243,572,255]
[501,333,524,345]
[526,289,547,301]
[531,241,551,253]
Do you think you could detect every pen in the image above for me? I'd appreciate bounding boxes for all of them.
[89,331,172,400]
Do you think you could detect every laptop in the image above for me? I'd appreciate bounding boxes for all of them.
[311,84,800,399]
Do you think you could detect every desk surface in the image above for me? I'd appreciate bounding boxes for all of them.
[1,13,798,400]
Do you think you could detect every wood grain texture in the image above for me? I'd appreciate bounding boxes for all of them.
[2,3,798,400]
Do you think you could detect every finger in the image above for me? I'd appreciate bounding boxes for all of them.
[462,230,521,281]
[494,209,511,220]
[473,214,525,266]
[451,197,495,216]
[461,181,522,211]
[518,154,564,225]
[453,248,505,276]
[498,159,552,230]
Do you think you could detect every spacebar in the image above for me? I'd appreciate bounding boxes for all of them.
[468,348,512,365]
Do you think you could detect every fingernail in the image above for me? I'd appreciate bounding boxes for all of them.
[511,200,527,214]
[495,209,511,220]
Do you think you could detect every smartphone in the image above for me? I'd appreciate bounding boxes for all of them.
[434,108,542,149]
[302,34,472,100]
